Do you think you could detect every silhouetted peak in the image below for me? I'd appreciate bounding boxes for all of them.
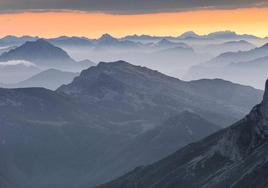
[157,39,174,45]
[180,31,199,37]
[208,30,237,37]
[98,34,117,41]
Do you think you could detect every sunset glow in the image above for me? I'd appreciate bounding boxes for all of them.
[0,7,268,38]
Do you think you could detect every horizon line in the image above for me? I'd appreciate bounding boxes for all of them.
[0,30,267,40]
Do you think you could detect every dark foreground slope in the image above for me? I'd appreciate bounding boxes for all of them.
[98,80,268,188]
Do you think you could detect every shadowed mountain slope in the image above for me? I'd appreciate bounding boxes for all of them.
[97,79,268,188]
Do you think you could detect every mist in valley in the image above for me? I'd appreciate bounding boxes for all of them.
[0,31,268,188]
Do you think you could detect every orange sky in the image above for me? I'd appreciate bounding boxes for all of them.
[0,7,268,38]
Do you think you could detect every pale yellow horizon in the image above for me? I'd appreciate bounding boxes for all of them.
[0,7,268,38]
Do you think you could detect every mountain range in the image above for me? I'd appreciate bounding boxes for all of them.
[121,31,262,43]
[0,35,38,46]
[97,79,268,188]
[0,31,264,52]
[0,61,263,187]
[185,43,268,89]
[199,40,256,56]
[48,36,93,47]
[0,32,266,82]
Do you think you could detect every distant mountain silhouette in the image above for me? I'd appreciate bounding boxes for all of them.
[178,31,201,39]
[94,34,140,50]
[121,31,261,43]
[0,39,95,71]
[178,31,259,40]
[0,39,74,67]
[0,35,38,46]
[6,69,79,90]
[205,42,268,66]
[121,34,166,43]
[48,36,93,47]
[202,40,256,55]
[185,42,268,89]
[156,39,190,49]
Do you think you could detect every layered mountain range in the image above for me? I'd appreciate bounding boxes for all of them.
[185,43,268,89]
[0,39,95,84]
[1,31,263,82]
[0,61,263,188]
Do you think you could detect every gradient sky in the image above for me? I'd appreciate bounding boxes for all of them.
[0,1,268,38]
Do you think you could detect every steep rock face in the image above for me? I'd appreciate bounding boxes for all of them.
[97,80,268,188]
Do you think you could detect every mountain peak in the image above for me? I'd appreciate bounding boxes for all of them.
[1,35,18,40]
[0,38,75,69]
[179,31,199,39]
[98,34,117,41]
[157,38,173,45]
[206,31,238,39]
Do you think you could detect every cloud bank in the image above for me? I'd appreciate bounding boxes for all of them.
[0,0,268,14]
[0,60,36,67]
